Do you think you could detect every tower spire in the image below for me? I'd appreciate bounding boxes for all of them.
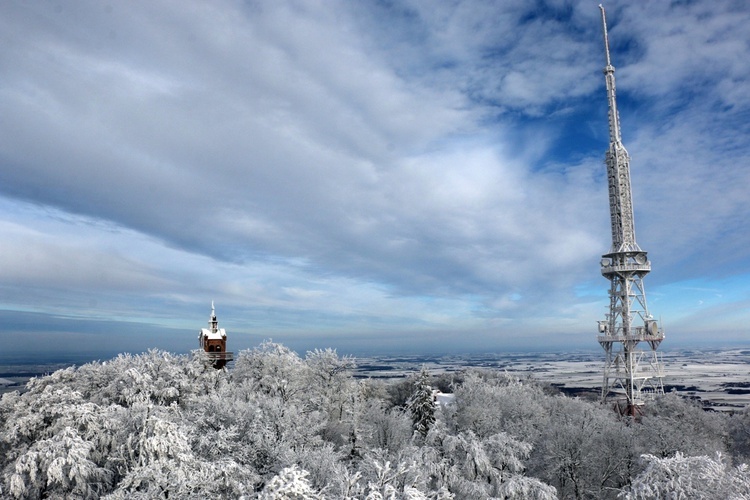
[599,4,637,254]
[600,5,612,67]
[596,5,665,416]
[600,5,621,147]
[209,300,218,333]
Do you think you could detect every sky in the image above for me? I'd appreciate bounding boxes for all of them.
[1,0,749,360]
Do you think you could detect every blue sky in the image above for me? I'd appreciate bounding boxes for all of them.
[1,0,749,359]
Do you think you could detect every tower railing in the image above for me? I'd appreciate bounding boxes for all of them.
[201,351,234,362]
[601,262,651,274]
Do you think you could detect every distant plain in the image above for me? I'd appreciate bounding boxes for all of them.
[2,348,749,411]
[352,347,750,411]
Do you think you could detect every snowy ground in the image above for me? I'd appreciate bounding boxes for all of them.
[353,348,750,411]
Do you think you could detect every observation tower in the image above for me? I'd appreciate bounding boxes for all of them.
[198,302,234,369]
[596,5,664,415]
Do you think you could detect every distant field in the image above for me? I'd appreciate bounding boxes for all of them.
[354,348,750,411]
[0,363,75,395]
[2,349,749,411]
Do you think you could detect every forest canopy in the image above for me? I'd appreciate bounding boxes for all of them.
[2,342,750,499]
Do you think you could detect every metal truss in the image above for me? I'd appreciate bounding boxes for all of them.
[597,6,665,415]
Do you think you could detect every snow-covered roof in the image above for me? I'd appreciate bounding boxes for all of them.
[200,328,226,341]
[433,390,455,406]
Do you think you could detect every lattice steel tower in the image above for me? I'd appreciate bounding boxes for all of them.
[596,5,664,416]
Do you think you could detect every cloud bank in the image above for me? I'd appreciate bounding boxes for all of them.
[1,0,749,356]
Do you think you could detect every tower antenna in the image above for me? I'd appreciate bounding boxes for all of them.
[600,5,612,67]
[596,5,665,416]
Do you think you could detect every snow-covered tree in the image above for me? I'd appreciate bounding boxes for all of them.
[305,347,356,417]
[1,341,743,499]
[360,401,413,454]
[260,465,323,499]
[727,405,750,462]
[530,396,635,499]
[232,341,306,400]
[624,452,750,499]
[303,349,364,456]
[407,367,436,438]
[638,393,728,459]
[9,426,111,499]
[434,430,556,499]
[451,371,548,443]
[357,452,426,499]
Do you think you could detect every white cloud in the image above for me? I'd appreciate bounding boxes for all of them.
[0,0,748,353]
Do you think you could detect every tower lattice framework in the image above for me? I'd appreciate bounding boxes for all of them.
[597,5,664,416]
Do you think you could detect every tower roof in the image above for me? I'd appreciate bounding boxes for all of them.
[199,301,226,340]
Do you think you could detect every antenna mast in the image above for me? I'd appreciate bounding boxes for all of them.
[596,5,665,416]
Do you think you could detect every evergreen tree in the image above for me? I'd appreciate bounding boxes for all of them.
[406,367,436,438]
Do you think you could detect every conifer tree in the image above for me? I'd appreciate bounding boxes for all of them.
[407,367,436,437]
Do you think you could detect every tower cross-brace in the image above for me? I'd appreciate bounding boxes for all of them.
[597,5,665,415]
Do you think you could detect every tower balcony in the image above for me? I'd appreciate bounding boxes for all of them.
[598,329,664,345]
[600,251,651,276]
[200,351,234,366]
[203,351,234,361]
[601,262,651,276]
[599,334,663,343]
[604,369,661,381]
